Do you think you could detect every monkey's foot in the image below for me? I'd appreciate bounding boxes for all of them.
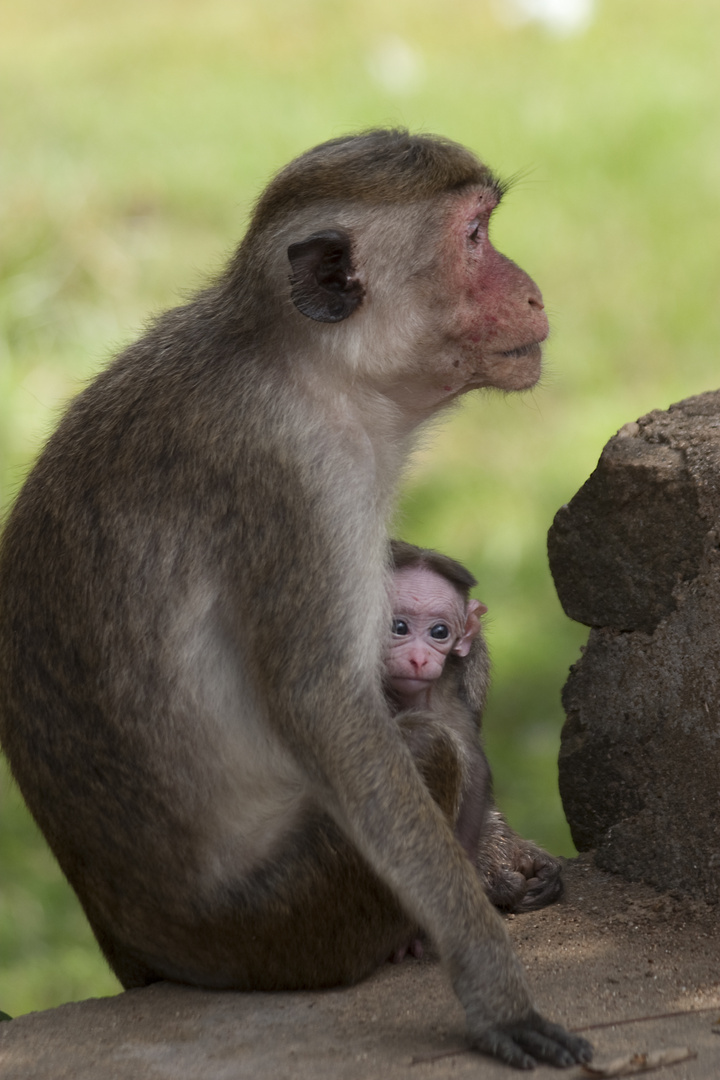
[480,841,564,914]
[516,862,564,913]
[470,1011,593,1070]
[389,936,425,963]
[486,857,564,914]
[476,811,565,915]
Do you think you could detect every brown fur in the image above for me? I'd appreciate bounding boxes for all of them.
[0,130,589,1069]
[249,129,505,233]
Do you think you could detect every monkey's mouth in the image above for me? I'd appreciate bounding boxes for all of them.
[388,675,437,693]
[498,341,543,361]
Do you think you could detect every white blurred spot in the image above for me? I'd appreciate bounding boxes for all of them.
[367,36,425,94]
[494,0,596,36]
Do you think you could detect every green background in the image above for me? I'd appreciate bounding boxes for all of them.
[1,0,719,1015]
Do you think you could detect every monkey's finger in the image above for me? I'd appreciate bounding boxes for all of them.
[516,853,537,877]
[471,1014,593,1070]
[508,1013,593,1066]
[505,1029,578,1068]
[516,869,564,912]
[486,869,529,910]
[469,1027,537,1070]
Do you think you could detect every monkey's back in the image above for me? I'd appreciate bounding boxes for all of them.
[0,305,323,937]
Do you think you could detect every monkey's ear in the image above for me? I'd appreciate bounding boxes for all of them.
[452,599,487,658]
[288,229,365,323]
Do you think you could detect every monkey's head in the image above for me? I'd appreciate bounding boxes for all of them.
[234,129,548,418]
[385,540,486,710]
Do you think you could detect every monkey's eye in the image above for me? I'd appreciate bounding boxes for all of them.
[392,619,409,636]
[468,221,481,244]
[430,623,450,641]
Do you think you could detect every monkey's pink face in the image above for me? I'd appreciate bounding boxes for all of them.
[436,188,549,399]
[385,566,483,709]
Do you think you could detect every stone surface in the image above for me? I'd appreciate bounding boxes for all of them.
[1,857,719,1080]
[548,424,704,635]
[548,390,720,901]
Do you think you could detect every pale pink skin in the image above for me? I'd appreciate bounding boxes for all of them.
[385,565,486,963]
[385,566,486,712]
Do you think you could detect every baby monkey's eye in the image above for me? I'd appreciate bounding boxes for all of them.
[430,623,450,641]
[392,619,409,636]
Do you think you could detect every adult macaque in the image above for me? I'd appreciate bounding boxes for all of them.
[0,130,591,1069]
[386,540,565,914]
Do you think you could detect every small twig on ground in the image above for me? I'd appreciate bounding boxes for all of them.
[574,1005,720,1033]
[581,1046,697,1077]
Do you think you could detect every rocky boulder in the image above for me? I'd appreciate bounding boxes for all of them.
[548,390,720,901]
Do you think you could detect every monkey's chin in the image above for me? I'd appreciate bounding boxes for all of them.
[387,676,436,708]
[490,342,542,391]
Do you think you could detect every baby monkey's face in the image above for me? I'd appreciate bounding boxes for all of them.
[385,565,483,708]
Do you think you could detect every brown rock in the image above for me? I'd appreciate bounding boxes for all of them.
[548,390,720,901]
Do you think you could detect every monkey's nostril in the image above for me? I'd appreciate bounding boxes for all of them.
[529,295,544,311]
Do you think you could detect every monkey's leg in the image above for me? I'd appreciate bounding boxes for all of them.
[97,718,466,993]
[475,807,564,914]
[232,717,467,987]
[84,812,417,993]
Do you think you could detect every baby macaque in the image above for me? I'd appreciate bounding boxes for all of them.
[386,540,564,917]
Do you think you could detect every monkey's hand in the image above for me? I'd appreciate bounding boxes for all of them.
[454,940,592,1069]
[470,1011,593,1070]
[476,809,564,914]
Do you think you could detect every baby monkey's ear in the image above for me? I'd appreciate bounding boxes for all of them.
[452,598,487,657]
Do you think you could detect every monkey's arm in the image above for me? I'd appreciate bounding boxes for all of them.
[234,441,587,1067]
[453,642,565,913]
[294,689,588,1069]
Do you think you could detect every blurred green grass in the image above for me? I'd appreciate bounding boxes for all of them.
[1,0,719,1016]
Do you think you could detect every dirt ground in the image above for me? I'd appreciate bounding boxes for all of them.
[510,852,719,1027]
[0,853,718,1079]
